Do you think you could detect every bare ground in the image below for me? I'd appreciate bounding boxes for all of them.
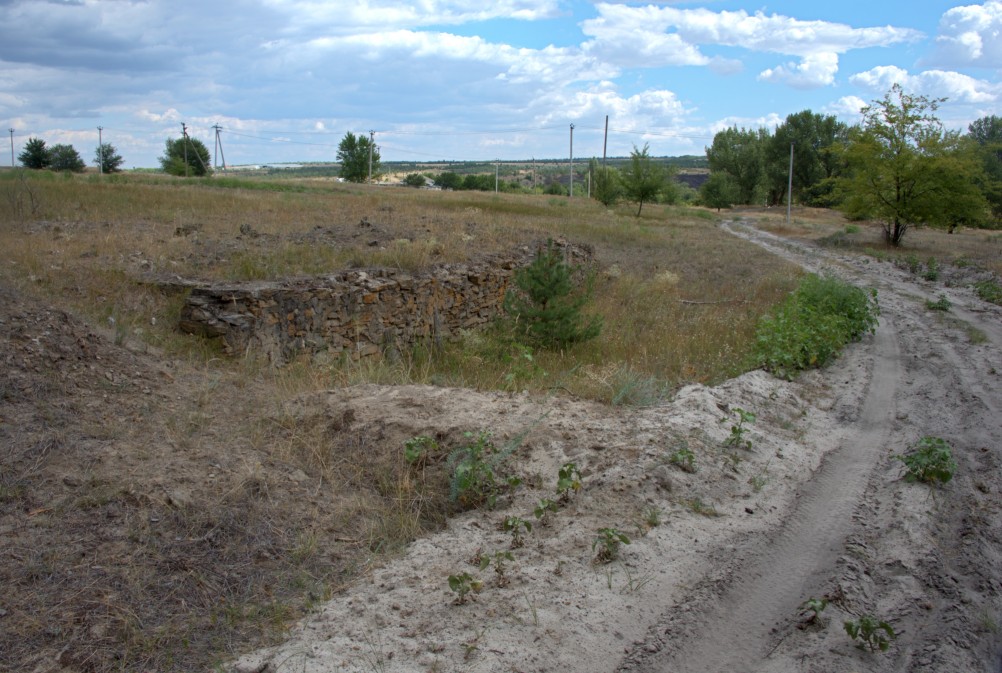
[229,220,1002,673]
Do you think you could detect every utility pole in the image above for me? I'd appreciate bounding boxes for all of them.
[368,130,374,183]
[181,122,189,178]
[786,142,794,227]
[495,159,499,193]
[97,126,103,174]
[532,157,536,192]
[603,115,609,167]
[9,128,14,167]
[212,124,226,171]
[569,124,575,198]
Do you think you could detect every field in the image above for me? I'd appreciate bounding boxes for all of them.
[2,170,1001,673]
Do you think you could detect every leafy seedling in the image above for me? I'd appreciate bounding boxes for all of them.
[925,295,951,311]
[448,572,483,604]
[800,597,829,626]
[502,515,532,548]
[556,462,583,501]
[533,498,559,524]
[404,435,437,467]
[593,527,631,564]
[479,550,515,587]
[723,407,756,450]
[896,436,956,485]
[668,445,697,473]
[844,614,895,652]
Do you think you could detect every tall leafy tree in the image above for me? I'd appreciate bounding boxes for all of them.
[700,172,740,211]
[48,144,86,172]
[337,132,380,183]
[621,143,670,216]
[765,111,848,207]
[968,115,1002,223]
[94,143,124,173]
[18,137,51,169]
[706,127,766,204]
[839,85,987,245]
[159,136,211,177]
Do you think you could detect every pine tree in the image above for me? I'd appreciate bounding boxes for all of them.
[503,240,601,348]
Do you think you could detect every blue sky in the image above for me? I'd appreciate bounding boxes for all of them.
[1,0,999,168]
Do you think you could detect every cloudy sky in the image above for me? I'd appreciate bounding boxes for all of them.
[1,0,1000,168]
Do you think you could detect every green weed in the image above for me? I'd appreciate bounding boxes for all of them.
[897,436,956,485]
[844,614,895,652]
[593,528,631,563]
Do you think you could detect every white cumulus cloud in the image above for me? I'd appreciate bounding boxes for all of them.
[925,0,1002,67]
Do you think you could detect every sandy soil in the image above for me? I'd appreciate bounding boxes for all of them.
[230,221,1002,673]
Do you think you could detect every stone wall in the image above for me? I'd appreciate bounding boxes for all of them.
[178,241,592,364]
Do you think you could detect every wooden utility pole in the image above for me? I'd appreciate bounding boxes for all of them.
[603,115,608,166]
[786,142,794,227]
[97,126,103,174]
[181,123,189,178]
[368,130,375,183]
[9,128,15,167]
[569,124,575,198]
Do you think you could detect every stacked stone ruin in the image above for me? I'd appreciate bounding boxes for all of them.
[178,241,592,364]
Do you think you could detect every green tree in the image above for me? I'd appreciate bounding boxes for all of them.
[48,144,86,172]
[839,85,988,245]
[622,143,670,216]
[436,171,462,190]
[968,115,1002,224]
[706,127,766,204]
[590,159,621,206]
[337,132,379,183]
[18,137,51,169]
[765,110,848,207]
[159,136,211,177]
[700,172,740,211]
[503,239,601,349]
[94,143,124,173]
[403,173,426,188]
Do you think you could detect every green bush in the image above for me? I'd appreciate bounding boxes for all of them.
[754,274,878,379]
[897,436,956,485]
[974,280,1002,305]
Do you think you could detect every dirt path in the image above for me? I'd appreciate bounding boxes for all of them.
[232,222,1002,673]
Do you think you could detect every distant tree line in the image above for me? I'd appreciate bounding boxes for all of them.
[17,137,123,173]
[699,85,1001,245]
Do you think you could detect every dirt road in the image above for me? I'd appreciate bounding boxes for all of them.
[234,222,1002,673]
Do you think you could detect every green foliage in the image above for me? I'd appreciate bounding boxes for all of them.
[94,143,124,173]
[897,436,956,485]
[723,407,756,450]
[754,274,879,379]
[706,126,766,204]
[700,171,740,211]
[403,435,437,466]
[502,515,532,548]
[844,615,895,652]
[968,115,1002,223]
[18,137,51,169]
[403,173,426,188]
[503,239,602,349]
[337,132,379,183]
[446,431,518,510]
[621,143,672,216]
[48,144,86,172]
[159,136,212,177]
[974,279,1002,305]
[544,180,567,196]
[556,462,583,501]
[766,110,848,206]
[592,528,631,563]
[435,171,462,190]
[668,445,697,473]
[532,498,559,523]
[447,572,482,604]
[590,160,622,207]
[839,84,989,245]
[923,257,940,281]
[800,597,829,625]
[478,550,515,586]
[925,295,951,312]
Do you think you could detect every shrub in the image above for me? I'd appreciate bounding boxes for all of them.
[503,239,601,349]
[897,436,956,485]
[754,274,878,379]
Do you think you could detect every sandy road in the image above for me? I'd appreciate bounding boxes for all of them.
[621,222,1002,673]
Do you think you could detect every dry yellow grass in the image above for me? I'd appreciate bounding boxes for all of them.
[0,170,802,402]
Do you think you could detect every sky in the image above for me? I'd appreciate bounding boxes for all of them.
[1,0,1000,169]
